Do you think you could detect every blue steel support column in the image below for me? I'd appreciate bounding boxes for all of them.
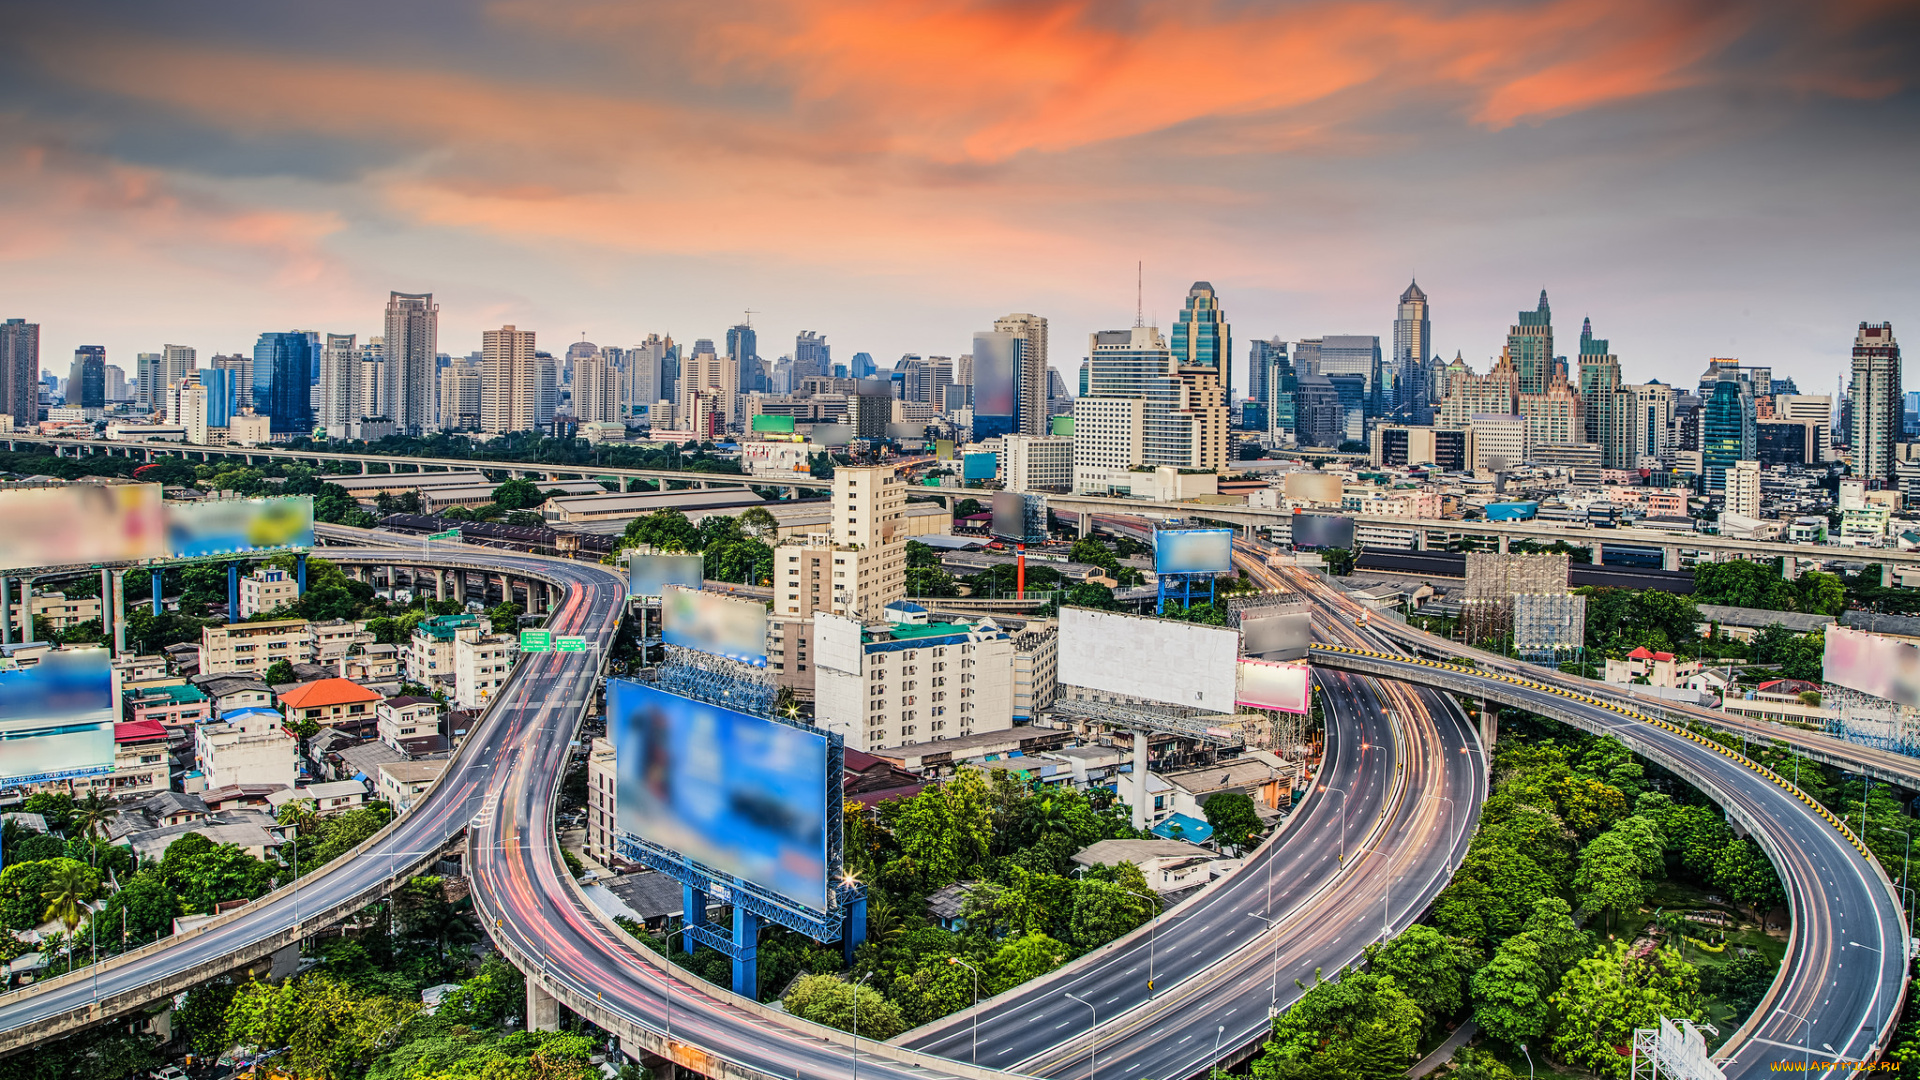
[683,884,712,935]
[152,570,163,615]
[228,564,240,619]
[731,904,760,998]
[841,893,868,968]
[296,554,307,595]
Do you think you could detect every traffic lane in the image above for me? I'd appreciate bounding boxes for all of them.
[1463,678,1900,1075]
[1033,686,1480,1080]
[902,670,1397,1059]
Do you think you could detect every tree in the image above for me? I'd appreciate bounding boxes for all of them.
[434,954,527,1028]
[1548,942,1700,1078]
[739,506,780,540]
[1692,559,1795,611]
[885,769,992,891]
[1253,968,1423,1080]
[164,838,276,915]
[6,832,64,864]
[1470,934,1555,1046]
[1066,879,1153,951]
[1202,791,1264,850]
[39,860,98,932]
[486,602,524,628]
[1574,825,1657,929]
[1710,836,1785,912]
[264,659,297,686]
[622,508,700,552]
[1370,924,1476,1023]
[0,858,96,932]
[99,868,180,947]
[224,974,421,1080]
[1321,547,1358,576]
[783,973,905,1039]
[1446,1049,1519,1080]
[490,478,546,511]
[987,931,1069,994]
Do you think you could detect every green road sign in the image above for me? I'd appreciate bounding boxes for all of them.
[428,528,461,540]
[556,636,587,653]
[519,630,552,652]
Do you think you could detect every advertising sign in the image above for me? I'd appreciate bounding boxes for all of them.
[166,496,316,558]
[1058,607,1238,713]
[991,491,1046,544]
[611,680,830,912]
[0,484,168,572]
[962,452,998,482]
[1154,529,1234,574]
[0,651,117,786]
[1290,513,1356,550]
[751,414,797,434]
[810,424,854,447]
[970,332,1017,421]
[1240,611,1312,659]
[662,585,768,667]
[1824,625,1920,708]
[934,439,956,460]
[628,554,705,598]
[1237,659,1311,714]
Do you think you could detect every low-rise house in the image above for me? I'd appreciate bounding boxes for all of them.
[98,720,171,799]
[278,677,382,738]
[199,619,313,676]
[377,760,447,812]
[190,674,274,717]
[1694,604,1835,643]
[1070,838,1235,898]
[1604,647,1702,689]
[200,784,287,813]
[124,684,211,729]
[842,749,927,808]
[309,620,375,664]
[924,882,987,932]
[377,696,446,755]
[335,740,407,785]
[266,779,368,817]
[194,707,298,790]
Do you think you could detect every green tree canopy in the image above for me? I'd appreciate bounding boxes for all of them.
[1370,924,1478,1024]
[1253,967,1424,1080]
[1201,791,1264,850]
[782,973,906,1039]
[1548,941,1700,1078]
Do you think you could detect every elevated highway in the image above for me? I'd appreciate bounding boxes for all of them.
[1310,643,1910,1073]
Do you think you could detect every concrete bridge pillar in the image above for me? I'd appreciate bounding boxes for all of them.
[1663,545,1680,571]
[1497,535,1510,554]
[1884,563,1896,588]
[454,572,468,605]
[110,570,126,657]
[1078,513,1092,539]
[434,571,446,602]
[526,979,560,1032]
[1479,700,1498,748]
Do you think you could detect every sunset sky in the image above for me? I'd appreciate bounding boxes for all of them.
[2,0,1916,392]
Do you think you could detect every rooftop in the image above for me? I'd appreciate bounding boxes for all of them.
[1149,813,1214,844]
[114,719,169,743]
[278,677,383,710]
[1070,838,1216,868]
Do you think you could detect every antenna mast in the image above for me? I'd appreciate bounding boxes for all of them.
[1135,262,1144,328]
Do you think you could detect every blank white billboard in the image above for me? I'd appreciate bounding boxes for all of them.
[1237,659,1311,714]
[1058,607,1238,713]
[1824,625,1920,708]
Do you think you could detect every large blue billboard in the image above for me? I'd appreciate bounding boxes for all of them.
[962,452,998,482]
[661,585,768,667]
[166,495,316,558]
[610,680,830,912]
[1154,528,1234,574]
[0,651,116,788]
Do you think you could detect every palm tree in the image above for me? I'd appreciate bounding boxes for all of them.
[41,862,97,932]
[69,792,113,843]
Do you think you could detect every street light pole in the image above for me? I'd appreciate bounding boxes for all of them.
[1065,992,1097,1080]
[948,957,982,1065]
[1781,1009,1812,1075]
[1245,912,1279,1013]
[1211,1024,1225,1080]
[852,970,874,1080]
[1320,784,1349,862]
[1518,1043,1535,1080]
[1123,885,1160,994]
[1848,941,1885,1048]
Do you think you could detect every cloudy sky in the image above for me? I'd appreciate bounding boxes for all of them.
[2,0,1915,394]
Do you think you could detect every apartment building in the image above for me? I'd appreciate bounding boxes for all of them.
[199,619,314,675]
[238,566,299,618]
[1011,618,1060,722]
[377,695,445,756]
[812,609,1016,754]
[452,626,516,709]
[405,614,487,693]
[585,737,617,867]
[770,465,907,699]
[194,706,298,789]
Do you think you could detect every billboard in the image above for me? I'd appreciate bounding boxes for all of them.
[962,452,998,482]
[934,439,956,460]
[1291,513,1355,550]
[1154,529,1233,574]
[1237,659,1311,714]
[1240,611,1312,659]
[970,332,1017,421]
[610,680,830,912]
[628,554,704,598]
[887,422,929,442]
[662,585,768,666]
[1058,607,1238,713]
[1824,625,1920,708]
[166,496,315,558]
[810,424,854,447]
[0,484,168,572]
[992,491,1046,544]
[751,414,796,434]
[0,651,117,786]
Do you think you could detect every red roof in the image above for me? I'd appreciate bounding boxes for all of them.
[278,678,383,710]
[115,719,169,743]
[1627,647,1655,659]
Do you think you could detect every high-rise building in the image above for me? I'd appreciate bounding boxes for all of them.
[1630,382,1678,462]
[357,339,386,425]
[1439,355,1517,427]
[1392,280,1431,424]
[623,335,668,418]
[210,354,253,407]
[1577,318,1636,469]
[794,331,831,382]
[769,464,909,700]
[134,352,161,410]
[850,351,876,380]
[481,326,538,435]
[1320,336,1384,417]
[384,292,438,436]
[678,341,738,436]
[1,319,39,430]
[534,352,559,429]
[1247,336,1285,412]
[68,346,106,411]
[197,367,235,429]
[161,344,198,403]
[1291,374,1343,448]
[318,333,361,438]
[1725,459,1762,517]
[575,348,621,424]
[103,364,127,403]
[437,354,482,431]
[1850,322,1902,487]
[1073,324,1225,485]
[1171,282,1229,398]
[1775,394,1833,463]
[1507,290,1554,396]
[566,338,597,389]
[1256,339,1297,443]
[171,376,210,445]
[1702,378,1756,490]
[251,332,316,437]
[993,313,1049,436]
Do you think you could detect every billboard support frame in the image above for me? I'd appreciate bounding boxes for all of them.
[613,660,865,996]
[1157,572,1216,611]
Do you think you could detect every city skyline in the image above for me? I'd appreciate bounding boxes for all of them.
[1,2,1914,392]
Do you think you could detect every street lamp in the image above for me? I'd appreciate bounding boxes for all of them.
[1781,1009,1813,1076]
[1122,885,1161,994]
[1245,911,1280,1012]
[658,922,694,1047]
[1518,1043,1535,1080]
[1319,784,1349,862]
[1848,940,1885,1048]
[948,957,982,1064]
[1423,793,1457,854]
[1884,827,1913,930]
[1064,992,1097,1080]
[1211,1024,1225,1080]
[851,970,874,1080]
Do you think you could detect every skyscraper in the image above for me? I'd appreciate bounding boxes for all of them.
[319,333,361,438]
[1246,337,1283,411]
[575,348,620,424]
[135,352,161,410]
[68,346,106,411]
[1,319,39,430]
[162,344,198,399]
[794,331,831,382]
[1577,318,1636,469]
[1851,322,1902,487]
[850,351,876,380]
[566,338,597,389]
[626,335,669,416]
[481,326,538,435]
[993,313,1049,436]
[384,292,438,436]
[534,352,559,430]
[1393,280,1431,424]
[678,339,737,436]
[1702,377,1756,490]
[1507,290,1554,396]
[1250,338,1295,441]
[252,332,317,437]
[726,323,757,369]
[1171,282,1229,395]
[1319,336,1384,416]
[439,354,482,432]
[198,367,235,429]
[211,354,253,406]
[103,364,126,403]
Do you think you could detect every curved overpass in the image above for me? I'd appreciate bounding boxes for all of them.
[1311,644,1909,1074]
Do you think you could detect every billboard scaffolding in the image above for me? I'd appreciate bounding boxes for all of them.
[1154,528,1232,609]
